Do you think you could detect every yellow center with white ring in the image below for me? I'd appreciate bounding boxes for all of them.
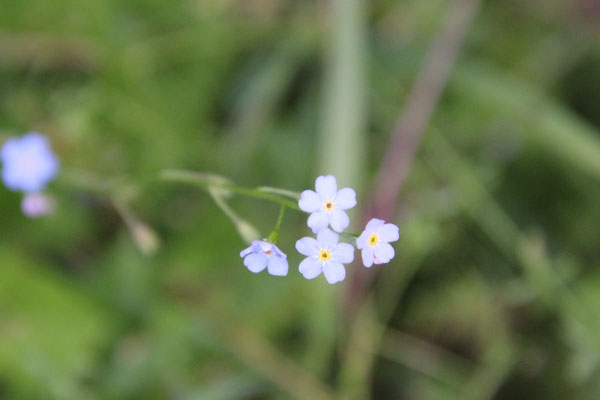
[369,234,378,246]
[324,200,334,211]
[319,250,331,261]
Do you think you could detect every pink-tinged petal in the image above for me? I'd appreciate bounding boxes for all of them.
[244,253,268,273]
[331,243,354,264]
[296,237,320,257]
[299,190,322,213]
[365,218,385,232]
[317,228,338,249]
[356,231,368,249]
[329,209,349,233]
[323,261,346,284]
[315,175,337,199]
[21,193,55,218]
[267,255,288,276]
[307,210,329,234]
[374,243,395,264]
[334,188,356,210]
[361,247,374,268]
[379,223,400,242]
[299,258,323,279]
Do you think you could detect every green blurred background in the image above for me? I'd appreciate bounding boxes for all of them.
[2,0,600,398]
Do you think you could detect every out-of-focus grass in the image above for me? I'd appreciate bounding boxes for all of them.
[1,0,600,399]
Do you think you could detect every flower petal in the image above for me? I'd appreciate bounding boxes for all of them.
[315,175,337,199]
[307,210,330,234]
[296,237,320,257]
[299,258,322,279]
[379,223,400,242]
[299,190,322,213]
[374,243,395,264]
[356,231,368,249]
[361,247,374,268]
[317,228,339,249]
[331,243,354,264]
[334,188,356,210]
[323,261,346,284]
[240,241,260,257]
[365,218,385,232]
[243,253,268,273]
[272,244,287,258]
[267,255,289,276]
[329,209,349,233]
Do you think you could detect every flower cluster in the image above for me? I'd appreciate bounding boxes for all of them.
[1,133,59,218]
[239,175,400,285]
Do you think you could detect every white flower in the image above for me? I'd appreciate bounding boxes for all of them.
[298,175,356,233]
[356,218,399,267]
[295,228,354,284]
[240,240,289,276]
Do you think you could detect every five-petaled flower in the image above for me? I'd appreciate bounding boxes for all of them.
[1,133,59,193]
[357,218,399,267]
[298,175,356,233]
[296,228,354,284]
[240,240,289,276]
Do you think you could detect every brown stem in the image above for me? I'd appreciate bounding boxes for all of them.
[345,0,482,315]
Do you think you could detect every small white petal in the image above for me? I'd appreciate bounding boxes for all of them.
[361,247,374,268]
[329,209,349,233]
[307,210,330,234]
[374,243,395,264]
[267,255,288,276]
[379,224,400,242]
[296,237,320,257]
[356,231,368,249]
[317,228,338,250]
[331,243,354,264]
[315,175,337,199]
[323,261,346,284]
[365,218,385,232]
[334,188,357,210]
[244,253,268,273]
[299,258,323,279]
[299,190,322,213]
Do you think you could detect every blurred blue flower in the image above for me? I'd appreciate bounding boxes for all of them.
[1,133,59,193]
[298,175,357,233]
[356,218,399,267]
[240,240,288,276]
[296,228,354,284]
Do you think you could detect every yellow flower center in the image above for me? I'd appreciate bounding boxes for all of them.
[324,201,335,211]
[369,234,378,246]
[319,250,331,261]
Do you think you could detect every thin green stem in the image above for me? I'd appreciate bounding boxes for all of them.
[159,169,301,211]
[268,204,287,244]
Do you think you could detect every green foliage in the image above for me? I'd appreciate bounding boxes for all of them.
[1,0,600,398]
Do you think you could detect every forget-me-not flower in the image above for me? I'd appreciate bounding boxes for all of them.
[240,240,289,276]
[298,175,356,233]
[296,228,354,284]
[1,133,59,193]
[356,218,399,267]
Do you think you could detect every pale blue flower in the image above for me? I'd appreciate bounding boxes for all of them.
[298,175,356,233]
[356,218,399,267]
[240,240,288,276]
[295,228,354,284]
[1,133,59,193]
